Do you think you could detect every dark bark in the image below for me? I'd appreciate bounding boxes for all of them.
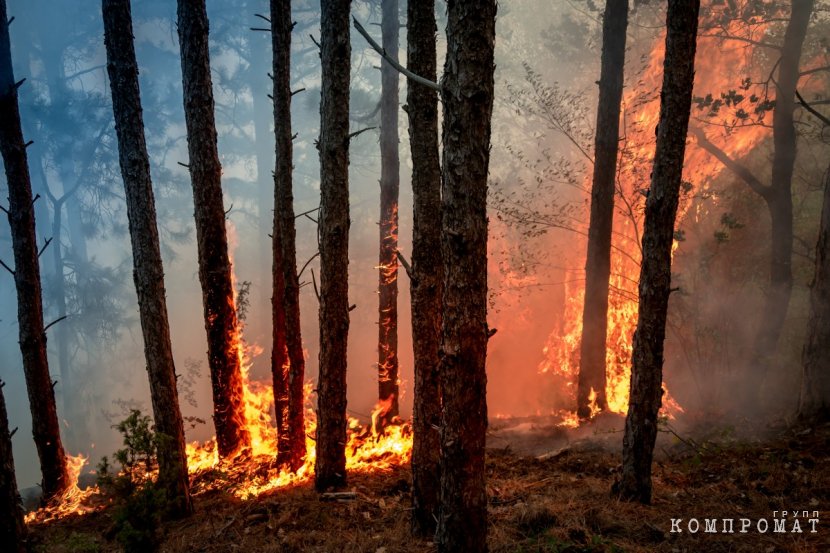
[315,0,351,492]
[103,0,193,517]
[0,0,70,503]
[406,0,442,537]
[577,0,628,420]
[0,381,27,553]
[750,0,813,393]
[271,0,306,472]
[177,0,250,458]
[377,0,400,427]
[435,1,497,550]
[613,0,699,505]
[799,164,830,419]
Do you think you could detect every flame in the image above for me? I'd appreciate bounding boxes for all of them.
[27,223,412,521]
[24,453,97,523]
[539,10,782,424]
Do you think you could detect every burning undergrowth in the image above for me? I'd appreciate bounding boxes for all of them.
[27,418,830,552]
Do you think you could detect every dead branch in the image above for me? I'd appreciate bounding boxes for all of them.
[309,34,321,50]
[352,17,440,91]
[44,315,67,332]
[38,237,52,258]
[395,250,412,279]
[348,126,376,141]
[0,259,14,275]
[298,251,320,279]
[291,87,306,96]
[295,206,320,220]
[311,269,320,301]
[320,491,356,501]
[690,126,770,200]
[253,13,271,23]
[796,89,830,127]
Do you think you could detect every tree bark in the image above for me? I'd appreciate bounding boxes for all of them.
[749,0,813,396]
[271,0,306,472]
[577,0,628,420]
[177,0,250,458]
[435,1,497,550]
[377,0,400,428]
[103,0,193,518]
[406,0,442,537]
[613,0,699,505]
[314,0,351,493]
[0,381,27,553]
[799,163,830,419]
[0,0,70,503]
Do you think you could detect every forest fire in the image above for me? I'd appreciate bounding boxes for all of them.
[539,11,776,424]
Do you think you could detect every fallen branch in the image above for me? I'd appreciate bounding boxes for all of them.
[320,491,356,502]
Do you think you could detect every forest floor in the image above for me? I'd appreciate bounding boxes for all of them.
[27,413,830,553]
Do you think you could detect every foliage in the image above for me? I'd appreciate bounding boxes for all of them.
[96,410,172,553]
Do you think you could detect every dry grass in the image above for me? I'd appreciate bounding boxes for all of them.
[29,417,830,552]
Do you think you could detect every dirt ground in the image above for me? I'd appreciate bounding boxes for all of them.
[28,414,830,552]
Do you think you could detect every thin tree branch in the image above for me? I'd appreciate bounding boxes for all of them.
[0,259,13,275]
[44,315,67,332]
[796,89,830,127]
[352,17,440,91]
[295,206,321,220]
[699,33,781,51]
[298,251,320,279]
[38,237,52,258]
[395,250,412,279]
[348,126,376,140]
[690,126,770,200]
[311,268,320,301]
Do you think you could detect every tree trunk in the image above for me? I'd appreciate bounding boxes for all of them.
[314,0,351,493]
[0,0,70,503]
[406,0,442,536]
[271,0,306,472]
[613,0,699,505]
[377,0,400,428]
[177,0,250,458]
[435,1,497,550]
[799,163,830,419]
[577,0,628,420]
[0,381,27,553]
[750,0,813,396]
[103,0,193,518]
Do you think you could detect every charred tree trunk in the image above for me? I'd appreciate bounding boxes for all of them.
[613,0,699,505]
[103,0,193,517]
[750,0,813,395]
[435,1,497,550]
[271,0,306,472]
[177,0,250,458]
[799,163,830,420]
[314,0,351,492]
[377,0,400,428]
[406,0,442,536]
[0,0,69,502]
[0,381,27,553]
[577,0,628,420]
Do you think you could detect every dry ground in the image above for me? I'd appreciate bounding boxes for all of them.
[28,415,830,552]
